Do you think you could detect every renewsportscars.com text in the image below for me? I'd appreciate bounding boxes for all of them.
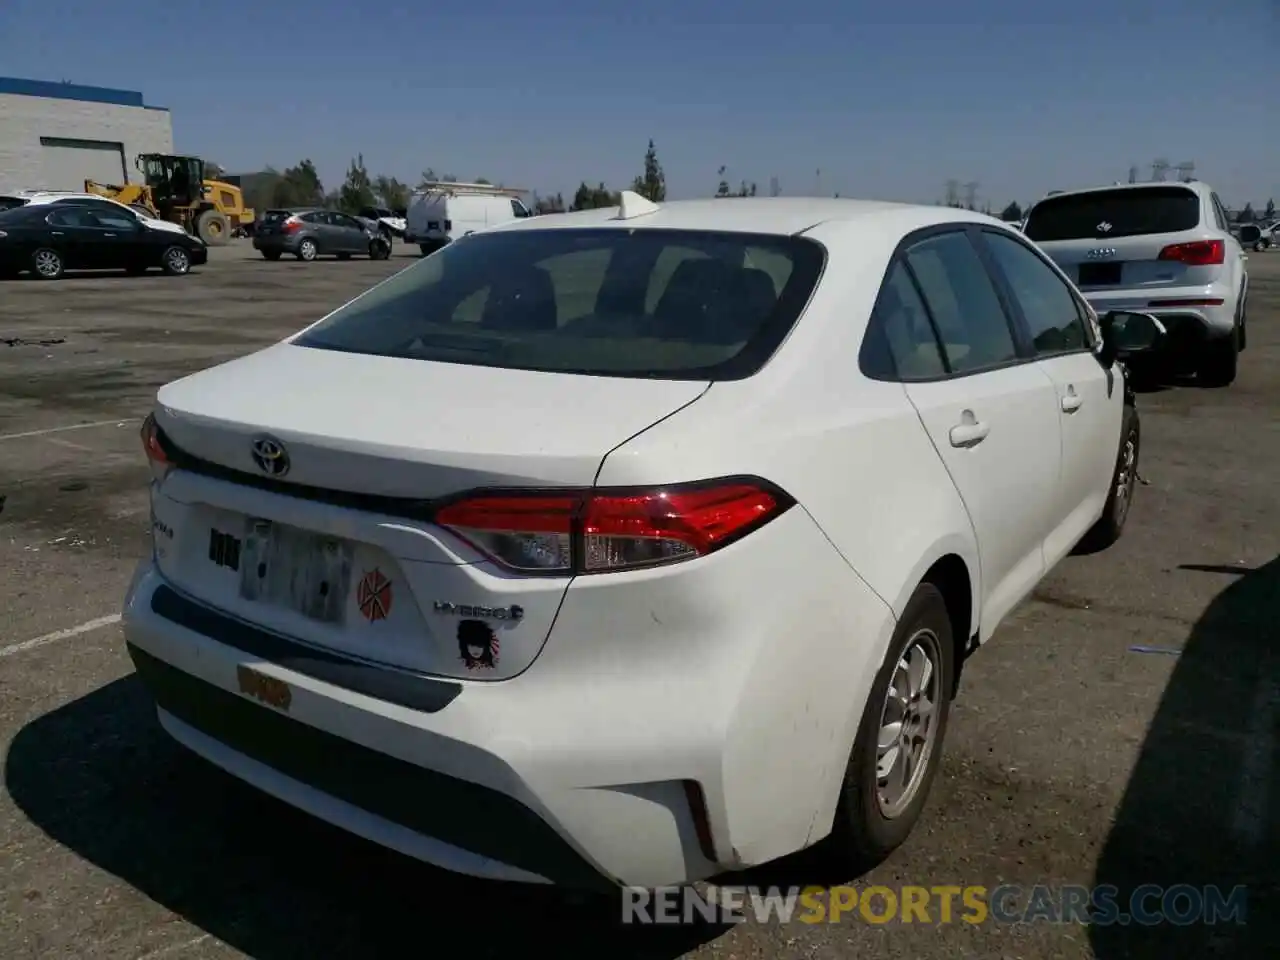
[622,884,1248,927]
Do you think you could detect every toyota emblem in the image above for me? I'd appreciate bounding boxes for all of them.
[250,435,290,477]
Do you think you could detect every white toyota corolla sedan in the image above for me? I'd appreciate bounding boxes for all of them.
[123,192,1162,891]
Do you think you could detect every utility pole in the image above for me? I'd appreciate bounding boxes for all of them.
[1128,164,1139,184]
[964,181,979,211]
[944,179,960,207]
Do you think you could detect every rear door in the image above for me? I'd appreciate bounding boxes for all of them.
[329,212,368,252]
[895,228,1063,636]
[45,207,112,269]
[1023,185,1210,292]
[978,228,1119,563]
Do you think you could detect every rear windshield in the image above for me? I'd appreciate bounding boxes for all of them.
[293,228,826,380]
[262,209,295,222]
[0,197,27,212]
[1024,187,1202,241]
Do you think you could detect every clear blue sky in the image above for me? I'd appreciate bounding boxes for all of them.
[2,0,1276,210]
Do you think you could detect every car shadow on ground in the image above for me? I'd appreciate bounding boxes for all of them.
[4,677,726,959]
[1090,554,1279,957]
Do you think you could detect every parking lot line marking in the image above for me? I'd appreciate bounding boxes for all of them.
[0,418,140,443]
[0,613,121,659]
[1231,672,1279,846]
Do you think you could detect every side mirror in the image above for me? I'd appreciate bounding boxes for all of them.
[1098,310,1165,365]
[1238,225,1261,244]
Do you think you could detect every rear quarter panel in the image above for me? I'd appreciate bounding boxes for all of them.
[593,216,980,843]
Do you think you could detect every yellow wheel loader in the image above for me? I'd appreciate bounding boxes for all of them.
[84,154,254,246]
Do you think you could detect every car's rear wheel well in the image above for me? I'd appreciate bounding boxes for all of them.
[921,554,973,698]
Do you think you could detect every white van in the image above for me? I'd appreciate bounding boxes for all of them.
[404,181,533,255]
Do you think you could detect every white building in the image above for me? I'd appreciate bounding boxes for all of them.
[0,76,174,195]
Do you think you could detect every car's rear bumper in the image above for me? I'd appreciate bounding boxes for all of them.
[1082,283,1238,340]
[121,505,895,890]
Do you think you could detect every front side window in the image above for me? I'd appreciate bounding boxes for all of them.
[982,231,1088,356]
[294,228,826,380]
[904,231,1018,375]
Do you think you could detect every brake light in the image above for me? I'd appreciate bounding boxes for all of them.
[433,478,792,575]
[140,413,172,481]
[282,218,303,234]
[1157,239,1224,265]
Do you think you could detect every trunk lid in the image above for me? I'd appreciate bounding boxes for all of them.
[150,343,708,682]
[155,342,709,497]
[1025,184,1220,293]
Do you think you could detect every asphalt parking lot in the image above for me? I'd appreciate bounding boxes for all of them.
[1,241,1277,959]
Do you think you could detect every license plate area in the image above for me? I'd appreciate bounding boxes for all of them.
[238,519,352,623]
[1078,262,1123,286]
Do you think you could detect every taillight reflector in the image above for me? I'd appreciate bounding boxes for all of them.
[1157,239,1224,265]
[433,478,792,575]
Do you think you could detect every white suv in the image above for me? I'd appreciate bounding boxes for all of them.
[1023,181,1248,386]
[123,196,1163,891]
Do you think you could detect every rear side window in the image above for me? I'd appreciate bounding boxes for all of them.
[293,228,826,380]
[1024,187,1201,241]
[904,232,1018,375]
[863,262,947,380]
[262,209,293,223]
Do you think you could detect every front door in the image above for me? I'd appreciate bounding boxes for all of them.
[977,228,1121,564]
[895,229,1064,637]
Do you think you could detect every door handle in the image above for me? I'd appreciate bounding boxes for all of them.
[50,231,65,236]
[1061,386,1082,413]
[949,411,990,448]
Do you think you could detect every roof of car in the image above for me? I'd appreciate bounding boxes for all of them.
[488,196,1007,237]
[1032,181,1210,203]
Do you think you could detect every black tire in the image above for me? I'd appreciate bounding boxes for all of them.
[1197,332,1238,387]
[830,582,955,871]
[160,246,191,276]
[296,238,318,262]
[369,239,391,261]
[1075,404,1139,553]
[31,248,64,280]
[261,250,281,261]
[195,209,231,247]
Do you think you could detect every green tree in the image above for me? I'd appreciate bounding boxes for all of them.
[374,174,410,211]
[630,139,666,202]
[271,159,324,208]
[419,169,458,186]
[533,192,566,214]
[1000,201,1023,221]
[338,154,376,213]
[1265,198,1276,220]
[569,182,620,211]
[715,166,730,198]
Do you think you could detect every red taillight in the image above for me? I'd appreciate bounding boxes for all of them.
[433,478,792,575]
[140,413,172,481]
[282,218,302,233]
[1158,239,1224,265]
